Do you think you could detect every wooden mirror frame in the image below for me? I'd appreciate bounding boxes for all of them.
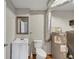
[16,16,29,34]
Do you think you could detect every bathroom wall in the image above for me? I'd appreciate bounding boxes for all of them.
[6,4,16,45]
[6,4,16,59]
[15,9,45,54]
[43,10,74,54]
[30,14,44,54]
[15,9,45,42]
[5,5,74,56]
[30,14,44,41]
[51,11,74,32]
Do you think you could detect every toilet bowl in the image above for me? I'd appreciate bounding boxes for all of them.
[33,40,46,59]
[36,48,46,59]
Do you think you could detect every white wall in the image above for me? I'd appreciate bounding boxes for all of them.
[30,14,44,54]
[16,11,45,54]
[6,7,16,44]
[15,9,45,41]
[6,6,16,59]
[51,11,74,32]
[30,14,44,41]
[43,11,74,54]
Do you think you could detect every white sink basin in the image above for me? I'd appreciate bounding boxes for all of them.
[12,38,28,44]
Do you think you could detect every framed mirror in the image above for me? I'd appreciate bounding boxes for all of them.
[16,16,29,34]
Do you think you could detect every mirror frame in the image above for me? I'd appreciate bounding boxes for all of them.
[16,16,29,34]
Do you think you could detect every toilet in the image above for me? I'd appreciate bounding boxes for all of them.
[33,40,47,59]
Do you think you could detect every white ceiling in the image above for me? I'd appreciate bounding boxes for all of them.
[10,0,48,10]
[52,1,74,11]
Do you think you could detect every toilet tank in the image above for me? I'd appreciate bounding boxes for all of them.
[34,40,43,48]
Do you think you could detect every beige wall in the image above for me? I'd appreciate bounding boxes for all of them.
[30,14,44,41]
[6,5,16,59]
[51,11,74,32]
[44,11,74,54]
[15,13,44,41]
[6,6,16,44]
[30,14,44,54]
[16,11,45,54]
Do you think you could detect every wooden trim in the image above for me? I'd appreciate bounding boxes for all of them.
[16,16,29,34]
[47,54,52,56]
[31,54,52,59]
[46,54,53,59]
[32,54,36,59]
[28,56,30,59]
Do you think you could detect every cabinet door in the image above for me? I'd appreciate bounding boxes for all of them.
[12,43,28,59]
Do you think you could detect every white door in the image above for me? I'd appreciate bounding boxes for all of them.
[30,14,44,41]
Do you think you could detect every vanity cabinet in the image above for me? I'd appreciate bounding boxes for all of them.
[12,39,28,59]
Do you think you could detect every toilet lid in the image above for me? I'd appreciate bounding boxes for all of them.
[36,48,46,57]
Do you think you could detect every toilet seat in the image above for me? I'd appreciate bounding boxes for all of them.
[36,48,46,58]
